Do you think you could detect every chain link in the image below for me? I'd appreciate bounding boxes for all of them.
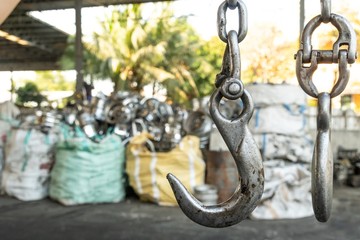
[227,0,238,10]
[217,0,248,43]
[218,30,244,100]
[216,0,248,100]
[321,0,331,23]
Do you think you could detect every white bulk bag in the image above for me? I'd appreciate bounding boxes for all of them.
[0,120,11,189]
[249,105,307,136]
[1,128,57,201]
[251,160,313,220]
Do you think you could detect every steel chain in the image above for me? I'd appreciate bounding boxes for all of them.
[227,0,238,10]
[321,0,331,23]
[216,0,247,100]
[217,0,248,43]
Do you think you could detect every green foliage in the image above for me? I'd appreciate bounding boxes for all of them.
[16,82,46,106]
[88,4,168,92]
[34,71,75,91]
[145,10,221,103]
[59,36,104,79]
[57,4,226,105]
[80,3,221,105]
[196,36,225,95]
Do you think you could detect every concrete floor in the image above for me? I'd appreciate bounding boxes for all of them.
[0,185,359,240]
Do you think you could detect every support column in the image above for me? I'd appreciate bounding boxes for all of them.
[75,0,84,96]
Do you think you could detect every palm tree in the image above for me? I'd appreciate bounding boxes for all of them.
[60,3,220,105]
[89,4,172,92]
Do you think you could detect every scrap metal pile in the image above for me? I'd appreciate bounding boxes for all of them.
[335,147,360,187]
[30,91,212,152]
[0,94,212,204]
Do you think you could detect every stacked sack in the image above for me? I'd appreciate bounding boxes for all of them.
[126,132,205,206]
[1,127,58,201]
[246,84,314,220]
[49,125,126,206]
[0,101,20,189]
[0,121,11,188]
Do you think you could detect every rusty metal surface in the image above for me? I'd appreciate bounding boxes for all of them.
[204,151,239,203]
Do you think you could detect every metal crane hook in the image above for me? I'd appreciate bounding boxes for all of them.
[167,89,264,228]
[312,93,333,222]
[167,28,264,228]
[295,6,357,221]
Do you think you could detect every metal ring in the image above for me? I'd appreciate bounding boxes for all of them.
[320,0,331,23]
[217,0,248,43]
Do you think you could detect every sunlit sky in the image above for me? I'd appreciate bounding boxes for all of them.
[30,0,302,41]
[1,0,360,102]
[29,0,360,41]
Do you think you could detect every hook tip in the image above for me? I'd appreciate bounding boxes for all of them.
[166,172,175,183]
[167,173,181,192]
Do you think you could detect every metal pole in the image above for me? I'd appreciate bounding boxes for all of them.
[300,0,305,45]
[75,0,84,96]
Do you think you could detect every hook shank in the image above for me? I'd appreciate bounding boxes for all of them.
[312,92,333,222]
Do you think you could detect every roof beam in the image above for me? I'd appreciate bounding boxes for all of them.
[0,61,61,71]
[17,0,174,11]
[0,33,55,53]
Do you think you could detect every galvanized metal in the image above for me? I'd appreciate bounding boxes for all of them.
[167,0,264,228]
[295,0,357,222]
